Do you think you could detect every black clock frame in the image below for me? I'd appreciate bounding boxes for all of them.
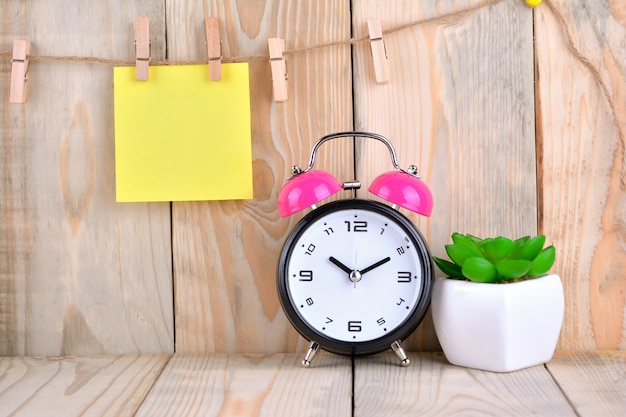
[277,199,434,357]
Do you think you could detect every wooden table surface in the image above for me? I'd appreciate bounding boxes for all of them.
[1,350,623,417]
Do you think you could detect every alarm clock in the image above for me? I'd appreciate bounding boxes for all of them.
[276,132,434,367]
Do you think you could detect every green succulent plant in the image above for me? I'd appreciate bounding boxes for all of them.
[432,233,556,283]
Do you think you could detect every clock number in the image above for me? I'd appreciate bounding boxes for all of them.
[377,317,386,326]
[397,271,412,283]
[299,270,313,281]
[325,317,333,324]
[344,220,368,232]
[305,297,314,306]
[396,246,405,255]
[354,221,367,232]
[348,321,362,332]
[324,227,334,235]
[305,244,316,255]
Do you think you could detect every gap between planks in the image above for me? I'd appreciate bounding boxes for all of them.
[545,351,626,417]
[0,351,624,417]
[126,351,626,417]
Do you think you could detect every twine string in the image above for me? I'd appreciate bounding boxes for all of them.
[0,0,502,65]
[1,0,623,178]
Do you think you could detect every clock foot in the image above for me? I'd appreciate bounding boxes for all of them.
[391,340,411,367]
[302,341,320,368]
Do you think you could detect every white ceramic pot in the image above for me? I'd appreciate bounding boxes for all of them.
[431,273,564,372]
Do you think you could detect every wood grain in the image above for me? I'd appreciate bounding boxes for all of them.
[547,351,626,416]
[168,0,354,353]
[0,354,169,417]
[0,352,623,417]
[535,0,626,349]
[0,0,624,357]
[351,0,537,350]
[0,1,173,356]
[135,353,352,417]
[354,352,577,417]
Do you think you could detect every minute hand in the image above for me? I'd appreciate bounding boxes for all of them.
[360,257,391,275]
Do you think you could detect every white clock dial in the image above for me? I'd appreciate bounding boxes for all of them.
[278,199,432,356]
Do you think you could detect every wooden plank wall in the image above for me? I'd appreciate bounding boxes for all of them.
[1,1,174,357]
[0,0,624,357]
[167,1,354,354]
[351,0,537,350]
[535,0,626,350]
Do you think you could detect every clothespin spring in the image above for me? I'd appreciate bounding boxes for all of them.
[270,56,288,81]
[207,39,223,62]
[134,40,151,62]
[10,58,28,81]
[369,35,388,61]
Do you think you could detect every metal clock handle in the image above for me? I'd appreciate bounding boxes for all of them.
[303,131,405,173]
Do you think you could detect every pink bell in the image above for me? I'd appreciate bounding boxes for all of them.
[278,169,342,217]
[278,132,434,217]
[369,167,433,216]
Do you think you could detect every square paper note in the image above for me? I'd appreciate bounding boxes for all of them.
[114,63,253,202]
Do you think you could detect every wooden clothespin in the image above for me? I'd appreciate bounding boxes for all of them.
[134,16,150,81]
[10,40,31,103]
[205,18,222,81]
[367,19,390,84]
[268,38,287,102]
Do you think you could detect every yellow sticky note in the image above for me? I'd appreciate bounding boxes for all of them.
[114,63,253,202]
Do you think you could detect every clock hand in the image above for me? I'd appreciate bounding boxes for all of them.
[329,257,364,287]
[360,257,391,275]
[329,257,353,275]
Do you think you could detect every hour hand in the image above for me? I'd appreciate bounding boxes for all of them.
[329,257,353,275]
[360,257,391,275]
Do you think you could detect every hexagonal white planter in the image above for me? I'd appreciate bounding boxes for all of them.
[431,273,564,372]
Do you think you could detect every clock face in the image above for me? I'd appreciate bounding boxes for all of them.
[277,199,433,356]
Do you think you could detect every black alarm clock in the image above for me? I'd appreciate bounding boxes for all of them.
[276,132,434,367]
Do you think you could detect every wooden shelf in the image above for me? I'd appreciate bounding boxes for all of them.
[0,354,169,416]
[0,351,623,416]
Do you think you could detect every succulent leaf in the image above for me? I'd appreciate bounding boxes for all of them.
[451,233,482,249]
[510,236,530,257]
[518,235,546,260]
[433,257,464,279]
[496,259,532,279]
[462,257,497,283]
[466,234,484,245]
[514,236,530,245]
[481,237,514,261]
[445,243,483,266]
[528,245,556,276]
